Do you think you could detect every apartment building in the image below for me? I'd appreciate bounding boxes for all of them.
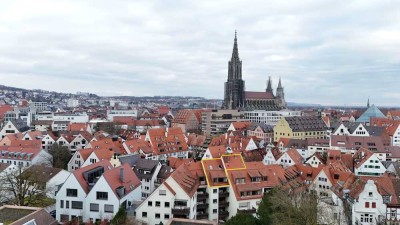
[56,161,141,223]
[135,154,288,224]
[201,109,247,136]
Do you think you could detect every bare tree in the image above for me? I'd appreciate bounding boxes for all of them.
[0,166,48,206]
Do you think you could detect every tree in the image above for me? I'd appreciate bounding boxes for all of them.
[49,143,72,169]
[257,187,324,225]
[110,207,127,225]
[0,166,48,206]
[225,213,259,225]
[94,122,119,135]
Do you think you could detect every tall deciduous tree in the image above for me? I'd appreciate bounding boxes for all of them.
[48,143,72,169]
[0,166,48,206]
[257,188,325,225]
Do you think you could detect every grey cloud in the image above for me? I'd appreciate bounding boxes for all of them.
[0,0,399,106]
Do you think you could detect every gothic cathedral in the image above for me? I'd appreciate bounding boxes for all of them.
[223,32,286,111]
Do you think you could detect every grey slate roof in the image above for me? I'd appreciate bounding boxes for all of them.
[132,158,160,180]
[285,116,328,132]
[157,165,173,179]
[10,119,29,132]
[119,154,141,167]
[249,122,273,133]
[330,135,385,152]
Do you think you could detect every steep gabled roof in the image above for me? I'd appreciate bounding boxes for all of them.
[67,123,89,132]
[102,163,141,199]
[285,148,303,165]
[10,119,29,132]
[72,160,112,194]
[146,127,188,156]
[170,163,199,197]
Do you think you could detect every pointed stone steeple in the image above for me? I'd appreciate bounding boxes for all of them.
[367,98,370,108]
[231,30,240,61]
[266,76,273,93]
[277,77,282,89]
[224,30,245,109]
[276,77,286,108]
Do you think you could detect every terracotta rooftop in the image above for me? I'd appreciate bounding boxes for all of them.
[102,163,141,199]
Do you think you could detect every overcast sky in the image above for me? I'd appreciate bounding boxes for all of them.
[0,0,399,106]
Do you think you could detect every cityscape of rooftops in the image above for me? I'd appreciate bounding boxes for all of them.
[1,1,400,225]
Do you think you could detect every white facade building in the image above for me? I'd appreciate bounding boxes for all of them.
[56,161,141,223]
[54,113,89,123]
[107,109,138,121]
[243,109,302,126]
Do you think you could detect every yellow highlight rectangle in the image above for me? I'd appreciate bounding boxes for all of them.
[201,154,246,188]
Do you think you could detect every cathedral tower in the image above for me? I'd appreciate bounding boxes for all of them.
[223,31,245,109]
[276,77,286,108]
[266,76,273,94]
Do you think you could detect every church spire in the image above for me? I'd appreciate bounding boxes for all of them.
[277,77,282,89]
[231,30,240,60]
[266,76,273,93]
[367,98,370,108]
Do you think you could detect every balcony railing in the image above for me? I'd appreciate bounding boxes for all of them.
[219,201,229,207]
[237,207,257,214]
[218,211,229,220]
[197,192,209,200]
[172,207,190,216]
[219,191,229,197]
[197,202,209,210]
[197,213,209,220]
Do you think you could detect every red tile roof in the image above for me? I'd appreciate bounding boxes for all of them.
[172,109,196,124]
[168,156,194,170]
[102,163,141,199]
[0,105,13,121]
[89,138,127,155]
[73,160,113,194]
[170,163,199,197]
[67,123,89,132]
[0,146,43,161]
[226,162,286,201]
[9,140,42,149]
[285,148,303,165]
[230,121,252,131]
[202,159,229,187]
[186,133,206,146]
[146,127,188,156]
[124,138,153,154]
[78,148,94,161]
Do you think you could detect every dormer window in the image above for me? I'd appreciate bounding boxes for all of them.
[251,177,261,182]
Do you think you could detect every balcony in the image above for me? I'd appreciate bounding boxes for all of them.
[172,207,190,216]
[197,202,209,210]
[218,211,229,220]
[219,201,229,208]
[219,191,229,197]
[197,192,209,200]
[197,213,209,220]
[237,207,257,214]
